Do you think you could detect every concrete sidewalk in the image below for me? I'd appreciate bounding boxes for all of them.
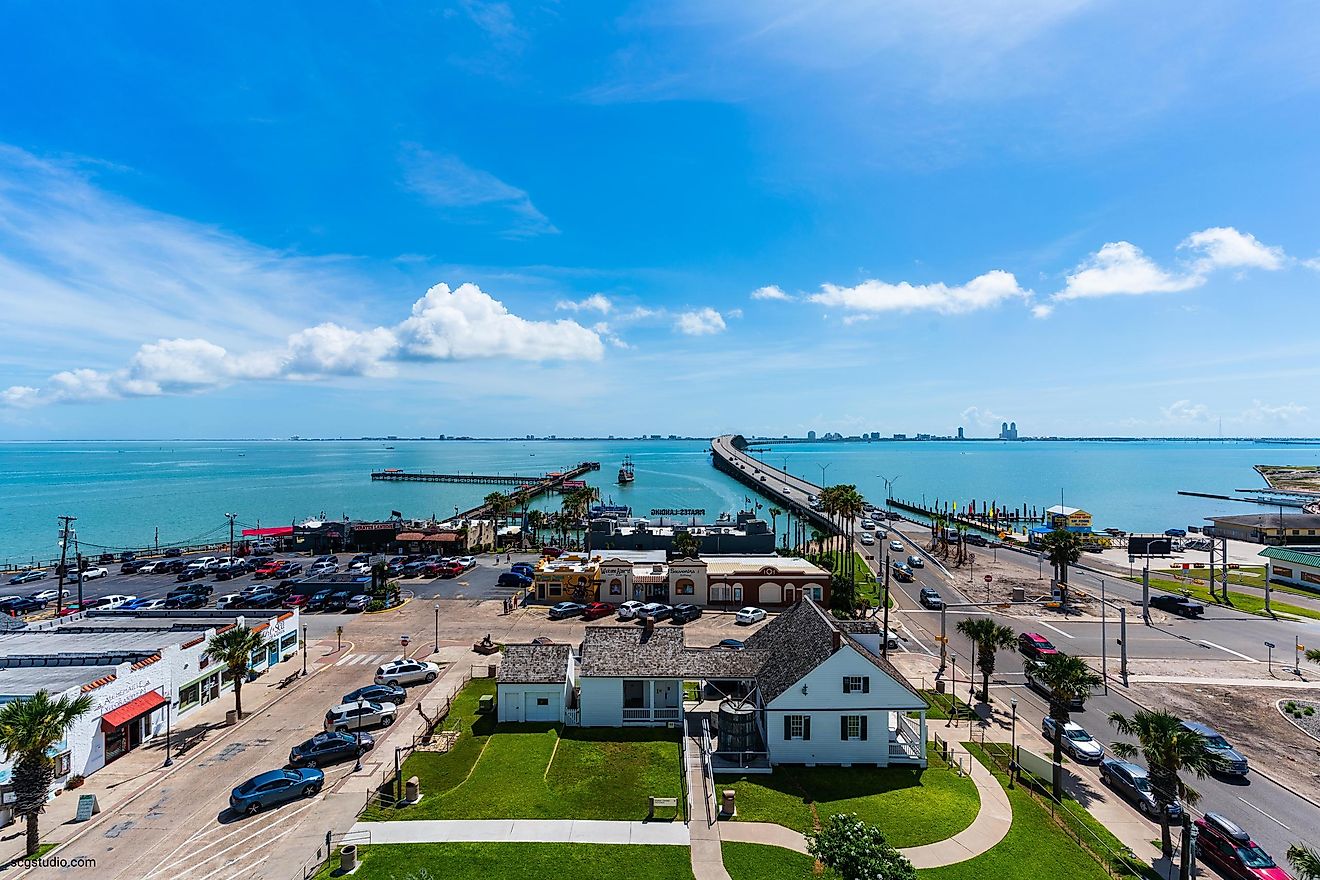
[353,818,689,846]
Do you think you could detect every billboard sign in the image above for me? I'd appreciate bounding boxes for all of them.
[1128,535,1173,557]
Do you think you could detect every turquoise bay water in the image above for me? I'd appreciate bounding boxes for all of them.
[1,439,1316,566]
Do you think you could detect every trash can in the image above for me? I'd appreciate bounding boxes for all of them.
[340,844,358,872]
[225,710,238,726]
[406,776,420,803]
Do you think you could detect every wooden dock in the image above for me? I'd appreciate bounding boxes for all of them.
[371,471,540,485]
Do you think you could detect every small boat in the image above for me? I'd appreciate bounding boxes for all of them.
[617,455,635,485]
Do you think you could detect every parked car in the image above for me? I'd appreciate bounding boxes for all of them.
[1194,813,1291,880]
[1182,720,1249,776]
[306,589,335,612]
[343,683,406,705]
[549,601,587,620]
[456,556,476,569]
[638,602,672,621]
[99,594,137,609]
[581,601,615,621]
[164,547,183,558]
[28,588,70,602]
[346,594,372,612]
[671,603,703,624]
[281,594,308,609]
[229,767,324,816]
[718,638,746,649]
[1042,718,1105,762]
[498,572,533,590]
[374,659,441,687]
[907,555,925,569]
[216,593,244,610]
[1164,528,1188,538]
[1100,758,1182,819]
[126,598,167,611]
[323,591,353,612]
[176,567,205,582]
[541,547,564,558]
[254,562,283,579]
[0,597,45,615]
[735,606,767,625]
[617,600,646,620]
[1024,660,1086,709]
[177,582,214,597]
[80,566,109,580]
[164,592,207,609]
[288,731,374,769]
[1018,632,1059,660]
[1149,594,1205,618]
[314,555,340,566]
[512,562,535,576]
[252,543,275,557]
[243,591,284,609]
[324,700,398,732]
[119,551,136,563]
[918,587,944,609]
[8,570,46,584]
[439,561,464,578]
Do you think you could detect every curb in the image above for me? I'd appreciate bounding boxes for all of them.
[366,597,412,614]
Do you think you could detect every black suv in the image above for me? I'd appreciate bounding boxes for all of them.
[671,604,703,624]
[343,683,407,705]
[288,731,374,769]
[307,589,335,612]
[919,587,944,609]
[243,591,283,609]
[165,592,206,609]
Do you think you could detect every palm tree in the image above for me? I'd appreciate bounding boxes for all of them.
[484,491,510,552]
[527,509,547,547]
[768,506,782,545]
[207,625,267,721]
[955,618,1016,704]
[1035,653,1102,800]
[0,690,93,855]
[1108,709,1215,857]
[1288,844,1320,880]
[1039,528,1085,605]
[672,530,701,560]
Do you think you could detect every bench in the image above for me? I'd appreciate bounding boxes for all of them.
[648,796,679,818]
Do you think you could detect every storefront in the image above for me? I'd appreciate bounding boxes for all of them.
[101,691,167,763]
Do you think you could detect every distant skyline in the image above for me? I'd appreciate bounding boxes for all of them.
[1,2,1318,440]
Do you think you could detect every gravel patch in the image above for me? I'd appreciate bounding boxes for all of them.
[1278,698,1320,741]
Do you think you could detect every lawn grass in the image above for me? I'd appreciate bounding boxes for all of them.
[919,745,1115,880]
[1129,575,1320,621]
[716,750,977,846]
[1,843,57,870]
[921,690,974,721]
[817,550,894,608]
[311,842,694,880]
[363,679,681,821]
[1159,565,1320,602]
[722,842,817,880]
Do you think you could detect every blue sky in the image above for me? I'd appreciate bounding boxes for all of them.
[1,1,1318,439]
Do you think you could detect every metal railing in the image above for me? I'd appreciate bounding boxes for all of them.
[678,723,691,825]
[700,716,716,827]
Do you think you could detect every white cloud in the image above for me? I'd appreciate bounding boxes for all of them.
[1055,227,1287,303]
[1240,400,1307,424]
[5,282,603,407]
[1030,303,1055,319]
[959,406,1005,428]
[401,145,556,237]
[1056,241,1199,301]
[1161,399,1210,423]
[809,269,1028,315]
[555,294,613,313]
[398,282,603,361]
[675,308,728,335]
[1180,227,1284,272]
[751,285,792,301]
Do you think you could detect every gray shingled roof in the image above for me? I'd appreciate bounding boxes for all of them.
[745,598,925,705]
[577,626,769,679]
[498,643,571,684]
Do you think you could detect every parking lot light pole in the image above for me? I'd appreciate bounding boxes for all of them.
[163,686,174,768]
[434,603,440,654]
[302,625,308,676]
[1009,698,1018,788]
[354,710,363,773]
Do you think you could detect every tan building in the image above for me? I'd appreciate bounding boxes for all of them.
[1209,514,1320,546]
[597,554,829,608]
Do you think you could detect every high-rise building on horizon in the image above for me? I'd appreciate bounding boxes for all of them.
[957,426,965,440]
[807,430,817,440]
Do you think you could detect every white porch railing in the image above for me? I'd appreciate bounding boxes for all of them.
[890,714,924,761]
[622,706,682,722]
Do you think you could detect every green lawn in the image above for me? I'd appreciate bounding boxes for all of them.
[363,680,681,821]
[2,843,58,870]
[817,550,894,608]
[1130,575,1320,621]
[1159,565,1320,602]
[921,690,974,721]
[722,842,817,880]
[312,843,694,880]
[715,751,978,846]
[919,745,1112,880]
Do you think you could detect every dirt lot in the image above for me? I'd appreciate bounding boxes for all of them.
[1129,677,1320,802]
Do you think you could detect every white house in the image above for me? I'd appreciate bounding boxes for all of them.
[494,598,927,769]
[496,643,575,723]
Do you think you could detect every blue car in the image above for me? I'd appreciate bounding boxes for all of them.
[498,572,533,589]
[229,767,324,816]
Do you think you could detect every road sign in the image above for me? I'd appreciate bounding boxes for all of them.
[400,634,411,647]
[984,575,993,583]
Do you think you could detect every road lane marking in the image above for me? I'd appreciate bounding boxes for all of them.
[142,798,317,880]
[1237,796,1290,829]
[1035,621,1075,639]
[901,624,935,656]
[1199,640,1259,663]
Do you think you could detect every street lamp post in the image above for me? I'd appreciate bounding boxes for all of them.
[301,624,308,677]
[163,685,174,768]
[354,708,364,772]
[434,603,440,654]
[817,462,831,487]
[1009,698,1018,788]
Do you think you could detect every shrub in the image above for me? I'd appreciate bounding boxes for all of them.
[1286,701,1298,712]
[1305,707,1315,717]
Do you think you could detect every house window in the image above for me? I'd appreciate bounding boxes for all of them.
[843,675,870,694]
[811,586,823,601]
[1303,571,1320,585]
[676,578,695,596]
[179,681,202,710]
[840,715,867,741]
[784,714,811,740]
[609,578,623,596]
[54,751,72,777]
[537,698,550,706]
[549,582,562,596]
[1276,566,1294,578]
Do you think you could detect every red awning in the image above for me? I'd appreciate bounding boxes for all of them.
[241,526,294,538]
[101,691,167,731]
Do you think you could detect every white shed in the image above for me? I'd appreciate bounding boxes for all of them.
[496,643,574,724]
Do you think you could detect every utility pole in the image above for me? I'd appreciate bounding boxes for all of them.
[74,535,85,611]
[56,515,76,616]
[1141,557,1151,625]
[1220,536,1229,607]
[225,512,238,560]
[1100,579,1109,694]
[881,559,891,660]
[1207,538,1217,601]
[1119,606,1129,687]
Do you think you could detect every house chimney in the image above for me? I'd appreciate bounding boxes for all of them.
[831,629,841,653]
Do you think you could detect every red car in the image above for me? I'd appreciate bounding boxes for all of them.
[254,563,283,580]
[1018,632,1058,660]
[541,547,564,558]
[1195,813,1294,879]
[439,562,464,578]
[581,602,613,621]
[282,594,308,608]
